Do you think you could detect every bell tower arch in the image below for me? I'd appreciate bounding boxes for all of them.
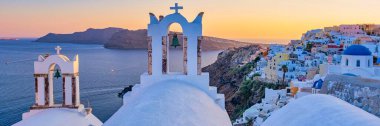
[147,3,204,76]
[32,46,80,109]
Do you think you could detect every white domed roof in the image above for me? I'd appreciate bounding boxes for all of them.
[13,108,103,126]
[104,80,231,126]
[262,94,380,126]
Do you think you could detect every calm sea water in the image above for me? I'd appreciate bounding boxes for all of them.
[0,39,221,125]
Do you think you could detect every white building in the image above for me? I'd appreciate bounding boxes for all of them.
[340,45,377,77]
[104,3,231,126]
[323,44,380,80]
[269,44,285,54]
[233,88,290,126]
[14,46,102,126]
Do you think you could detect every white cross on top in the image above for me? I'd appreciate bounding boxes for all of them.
[170,3,183,13]
[55,46,62,54]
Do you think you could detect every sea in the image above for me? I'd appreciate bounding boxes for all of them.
[0,39,221,125]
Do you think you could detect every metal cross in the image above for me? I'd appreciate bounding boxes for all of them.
[55,46,62,54]
[170,3,183,13]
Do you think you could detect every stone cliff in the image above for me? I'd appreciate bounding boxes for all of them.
[104,29,251,51]
[35,27,123,44]
[202,45,275,119]
[35,28,252,51]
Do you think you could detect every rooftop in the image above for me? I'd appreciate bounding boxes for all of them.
[343,45,372,56]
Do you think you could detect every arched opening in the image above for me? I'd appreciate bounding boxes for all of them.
[48,63,64,105]
[166,22,185,73]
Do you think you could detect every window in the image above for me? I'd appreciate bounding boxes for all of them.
[368,60,371,67]
[356,60,360,67]
[346,59,349,66]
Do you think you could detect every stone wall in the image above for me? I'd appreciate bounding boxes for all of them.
[321,74,380,117]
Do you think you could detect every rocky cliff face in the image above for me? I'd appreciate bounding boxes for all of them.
[35,27,123,44]
[104,29,251,51]
[104,29,148,49]
[202,45,263,118]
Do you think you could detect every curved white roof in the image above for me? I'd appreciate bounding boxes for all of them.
[262,94,380,126]
[104,80,231,126]
[13,108,102,126]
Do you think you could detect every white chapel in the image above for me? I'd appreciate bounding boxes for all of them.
[13,46,102,126]
[104,3,231,126]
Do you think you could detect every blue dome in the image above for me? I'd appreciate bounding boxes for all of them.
[343,45,372,55]
[313,79,323,89]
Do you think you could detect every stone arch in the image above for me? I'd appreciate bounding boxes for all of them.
[160,14,191,35]
[35,55,76,74]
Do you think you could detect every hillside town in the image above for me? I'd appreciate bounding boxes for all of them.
[233,24,380,126]
[3,1,380,125]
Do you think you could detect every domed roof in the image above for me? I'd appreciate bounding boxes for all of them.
[262,94,380,126]
[14,108,103,126]
[343,45,372,55]
[104,81,231,126]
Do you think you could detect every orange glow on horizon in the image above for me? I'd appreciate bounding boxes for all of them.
[1,0,380,44]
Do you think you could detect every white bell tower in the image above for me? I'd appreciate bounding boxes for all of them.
[147,3,203,75]
[32,46,80,109]
[138,3,226,108]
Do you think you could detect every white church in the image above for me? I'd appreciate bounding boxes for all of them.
[325,44,380,80]
[14,3,231,126]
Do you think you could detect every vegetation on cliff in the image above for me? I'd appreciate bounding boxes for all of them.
[232,80,280,120]
[202,44,280,120]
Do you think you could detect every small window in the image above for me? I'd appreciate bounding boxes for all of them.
[368,60,370,67]
[356,60,360,67]
[346,59,349,66]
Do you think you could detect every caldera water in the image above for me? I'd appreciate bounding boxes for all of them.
[0,39,221,125]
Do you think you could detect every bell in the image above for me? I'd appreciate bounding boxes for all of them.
[53,69,61,79]
[170,33,181,48]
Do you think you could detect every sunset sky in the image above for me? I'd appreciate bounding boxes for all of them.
[1,0,380,43]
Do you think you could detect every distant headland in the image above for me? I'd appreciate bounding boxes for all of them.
[35,27,252,51]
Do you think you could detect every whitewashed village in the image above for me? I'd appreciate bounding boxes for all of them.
[233,24,380,126]
[6,3,380,126]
